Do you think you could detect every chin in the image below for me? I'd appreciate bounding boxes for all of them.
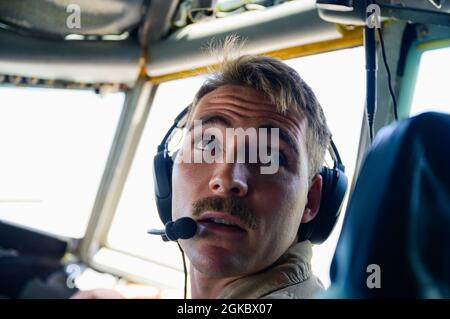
[187,242,249,278]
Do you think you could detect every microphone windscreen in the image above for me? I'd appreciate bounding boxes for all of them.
[171,217,197,240]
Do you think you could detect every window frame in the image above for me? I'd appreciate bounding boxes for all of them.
[79,76,159,267]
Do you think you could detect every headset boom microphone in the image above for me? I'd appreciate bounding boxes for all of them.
[148,217,198,241]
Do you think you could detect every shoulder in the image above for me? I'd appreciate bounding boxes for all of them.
[260,275,325,299]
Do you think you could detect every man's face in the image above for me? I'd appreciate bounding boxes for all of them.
[172,85,321,278]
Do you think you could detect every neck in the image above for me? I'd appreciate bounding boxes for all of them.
[189,266,243,299]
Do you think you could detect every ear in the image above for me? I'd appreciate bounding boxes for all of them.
[301,174,322,224]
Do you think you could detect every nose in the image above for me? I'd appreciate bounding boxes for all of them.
[209,163,249,197]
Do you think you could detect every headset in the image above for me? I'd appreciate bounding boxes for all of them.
[151,106,348,244]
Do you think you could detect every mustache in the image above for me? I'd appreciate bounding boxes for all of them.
[192,196,258,230]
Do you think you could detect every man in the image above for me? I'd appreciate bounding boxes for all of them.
[170,52,329,299]
[73,51,330,299]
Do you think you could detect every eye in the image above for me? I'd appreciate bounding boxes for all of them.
[196,134,218,152]
[278,151,289,167]
[267,150,288,167]
[251,148,289,169]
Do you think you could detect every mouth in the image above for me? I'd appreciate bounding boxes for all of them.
[197,211,246,235]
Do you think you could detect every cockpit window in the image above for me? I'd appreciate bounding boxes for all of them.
[0,87,124,238]
[410,46,450,116]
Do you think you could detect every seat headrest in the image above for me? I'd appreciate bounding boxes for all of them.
[328,111,450,298]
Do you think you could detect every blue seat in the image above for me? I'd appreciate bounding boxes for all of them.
[328,112,450,298]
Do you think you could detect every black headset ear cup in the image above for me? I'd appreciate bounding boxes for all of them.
[153,150,174,225]
[298,166,348,244]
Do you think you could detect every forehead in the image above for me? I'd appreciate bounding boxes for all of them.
[192,84,308,140]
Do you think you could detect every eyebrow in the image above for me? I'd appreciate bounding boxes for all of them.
[188,115,232,130]
[258,124,300,156]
